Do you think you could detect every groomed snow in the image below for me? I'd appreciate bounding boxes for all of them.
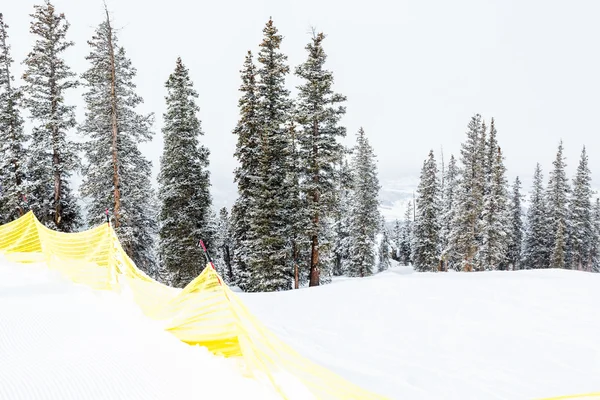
[2,257,599,399]
[241,262,600,400]
[0,257,280,400]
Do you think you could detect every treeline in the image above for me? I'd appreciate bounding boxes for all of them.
[0,3,384,291]
[390,114,600,273]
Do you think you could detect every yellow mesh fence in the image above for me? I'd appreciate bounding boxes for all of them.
[0,212,387,400]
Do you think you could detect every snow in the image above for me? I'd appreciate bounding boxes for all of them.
[2,256,600,399]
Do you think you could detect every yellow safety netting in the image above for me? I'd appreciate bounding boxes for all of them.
[0,212,387,400]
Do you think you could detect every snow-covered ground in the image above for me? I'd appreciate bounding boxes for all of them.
[1,257,599,399]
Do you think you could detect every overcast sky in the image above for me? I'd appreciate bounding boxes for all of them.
[4,0,600,218]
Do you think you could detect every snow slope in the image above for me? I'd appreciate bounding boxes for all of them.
[2,256,599,400]
[0,257,279,400]
[241,263,600,400]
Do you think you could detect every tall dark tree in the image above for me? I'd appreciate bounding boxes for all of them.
[507,176,524,270]
[295,31,347,287]
[440,154,458,270]
[79,15,156,273]
[567,147,593,271]
[411,150,441,272]
[331,159,353,276]
[156,58,212,287]
[523,164,550,269]
[247,19,294,291]
[398,201,413,266]
[0,14,27,223]
[347,128,381,277]
[22,1,80,231]
[546,140,570,268]
[230,51,260,291]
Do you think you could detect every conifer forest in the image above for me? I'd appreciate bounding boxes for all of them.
[1,2,599,294]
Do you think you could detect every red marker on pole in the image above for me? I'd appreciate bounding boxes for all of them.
[199,239,222,285]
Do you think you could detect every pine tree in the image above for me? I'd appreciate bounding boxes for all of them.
[507,176,524,270]
[546,141,570,268]
[377,223,392,272]
[411,150,441,272]
[296,31,347,287]
[332,158,352,276]
[523,164,550,269]
[215,207,234,284]
[448,114,485,271]
[591,199,600,272]
[230,51,260,291]
[0,14,27,223]
[440,154,458,270]
[155,58,212,287]
[22,1,80,231]
[247,19,294,291]
[79,16,156,273]
[567,147,593,271]
[391,219,401,261]
[347,128,381,277]
[398,201,413,266]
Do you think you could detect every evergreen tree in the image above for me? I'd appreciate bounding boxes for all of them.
[391,219,401,261]
[591,199,600,272]
[568,147,593,271]
[507,176,524,270]
[448,114,485,271]
[22,1,80,231]
[411,150,441,272]
[440,154,458,270]
[523,164,550,269]
[247,19,294,291]
[296,31,347,287]
[0,14,27,223]
[155,58,212,287]
[230,51,260,291]
[479,144,510,271]
[398,201,413,265]
[546,141,570,268]
[347,128,381,277]
[215,207,234,284]
[332,158,353,276]
[79,16,156,273]
[377,223,392,272]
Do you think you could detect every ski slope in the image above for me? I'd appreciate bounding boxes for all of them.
[1,257,599,399]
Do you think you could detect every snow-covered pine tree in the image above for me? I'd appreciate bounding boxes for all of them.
[216,207,234,284]
[523,164,550,269]
[507,176,524,270]
[295,31,347,287]
[411,150,441,272]
[567,147,593,271]
[546,140,570,269]
[377,222,392,272]
[22,1,80,231]
[479,144,510,271]
[398,201,413,266]
[332,158,353,276]
[247,19,294,291]
[0,14,27,223]
[447,114,485,271]
[440,154,458,270]
[591,199,600,272]
[391,219,401,261]
[230,51,260,291]
[347,128,381,277]
[154,58,213,287]
[79,15,157,274]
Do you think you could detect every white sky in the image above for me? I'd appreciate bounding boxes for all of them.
[3,0,600,213]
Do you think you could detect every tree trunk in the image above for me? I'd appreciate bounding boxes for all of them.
[106,8,121,228]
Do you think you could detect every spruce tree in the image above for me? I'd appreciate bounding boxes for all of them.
[568,147,593,271]
[591,199,600,272]
[247,19,294,291]
[398,201,413,265]
[332,158,353,276]
[0,14,27,223]
[79,16,156,273]
[215,207,234,284]
[156,58,212,287]
[391,219,401,261]
[296,31,347,287]
[546,141,570,268]
[479,144,510,271]
[22,1,80,231]
[448,114,485,271]
[347,128,381,277]
[440,154,459,270]
[523,164,550,269]
[411,150,441,272]
[507,176,524,270]
[377,223,392,272]
[230,51,260,291]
